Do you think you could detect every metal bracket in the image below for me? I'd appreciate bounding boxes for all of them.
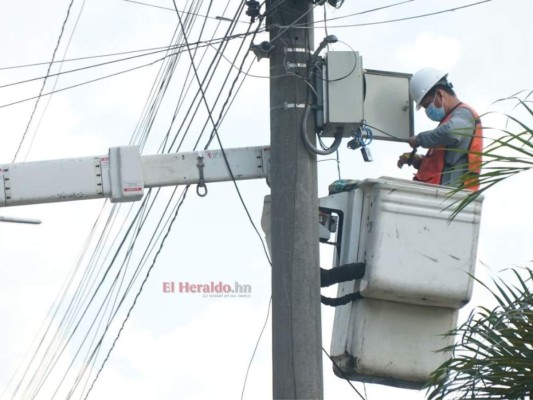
[94,157,104,196]
[196,152,208,197]
[270,102,308,111]
[284,103,307,110]
[284,47,312,54]
[285,62,307,69]
[250,41,273,61]
[2,168,11,204]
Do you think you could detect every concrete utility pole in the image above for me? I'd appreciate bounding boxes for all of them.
[267,1,323,399]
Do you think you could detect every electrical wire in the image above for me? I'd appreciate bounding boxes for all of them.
[0,47,180,90]
[171,0,272,265]
[206,42,282,79]
[18,197,152,400]
[240,296,272,400]
[323,348,366,400]
[6,0,302,396]
[22,0,87,162]
[63,188,178,398]
[195,54,273,263]
[301,89,343,155]
[12,1,308,398]
[365,123,409,142]
[268,1,318,44]
[173,0,239,150]
[0,201,113,400]
[0,28,260,112]
[290,0,495,29]
[123,0,249,23]
[73,2,270,396]
[12,8,205,382]
[4,2,222,396]
[0,33,257,72]
[0,32,261,91]
[0,57,164,110]
[141,0,257,154]
[336,150,341,179]
[159,10,278,399]
[49,3,209,391]
[168,12,256,152]
[82,187,190,400]
[7,0,472,395]
[297,0,416,26]
[11,0,76,163]
[9,6,358,396]
[312,40,358,83]
[133,23,194,151]
[54,197,155,399]
[81,36,264,400]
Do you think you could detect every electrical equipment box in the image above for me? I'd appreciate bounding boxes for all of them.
[320,177,483,388]
[108,146,144,203]
[321,51,364,137]
[363,69,414,141]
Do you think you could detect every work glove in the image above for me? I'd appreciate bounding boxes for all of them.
[397,151,422,169]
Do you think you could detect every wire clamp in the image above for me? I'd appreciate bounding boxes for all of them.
[283,102,307,110]
[196,152,208,197]
[284,47,312,54]
[285,62,307,70]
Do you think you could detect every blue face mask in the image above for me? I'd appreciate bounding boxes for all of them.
[425,96,446,122]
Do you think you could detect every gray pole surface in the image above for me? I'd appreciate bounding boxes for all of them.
[267,1,323,399]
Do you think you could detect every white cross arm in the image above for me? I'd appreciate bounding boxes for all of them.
[0,146,271,208]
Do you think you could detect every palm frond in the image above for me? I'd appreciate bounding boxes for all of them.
[445,93,533,219]
[425,266,533,400]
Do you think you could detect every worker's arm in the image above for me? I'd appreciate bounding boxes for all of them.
[415,107,476,148]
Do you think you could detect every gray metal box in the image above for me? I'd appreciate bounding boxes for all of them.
[322,51,364,137]
[363,69,414,141]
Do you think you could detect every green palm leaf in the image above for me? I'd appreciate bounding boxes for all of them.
[444,93,533,219]
[425,267,533,399]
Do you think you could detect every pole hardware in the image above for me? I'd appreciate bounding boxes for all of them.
[250,41,273,61]
[245,0,261,23]
[195,152,208,197]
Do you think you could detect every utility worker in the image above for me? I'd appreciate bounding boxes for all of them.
[398,68,483,191]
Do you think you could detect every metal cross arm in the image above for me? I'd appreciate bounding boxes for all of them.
[0,145,271,208]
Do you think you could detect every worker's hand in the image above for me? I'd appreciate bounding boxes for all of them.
[408,135,419,149]
[397,153,410,168]
[397,152,422,169]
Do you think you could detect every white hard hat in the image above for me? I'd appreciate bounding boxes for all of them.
[409,68,448,110]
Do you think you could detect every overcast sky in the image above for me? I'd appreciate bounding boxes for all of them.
[1,0,532,399]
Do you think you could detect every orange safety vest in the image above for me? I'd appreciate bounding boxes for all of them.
[414,103,483,191]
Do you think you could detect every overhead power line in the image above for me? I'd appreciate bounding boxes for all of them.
[122,0,248,23]
[312,0,416,25]
[284,0,494,29]
[0,30,264,110]
[0,31,261,88]
[69,1,266,396]
[11,0,76,163]
[0,43,200,71]
[5,0,320,398]
[82,187,190,400]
